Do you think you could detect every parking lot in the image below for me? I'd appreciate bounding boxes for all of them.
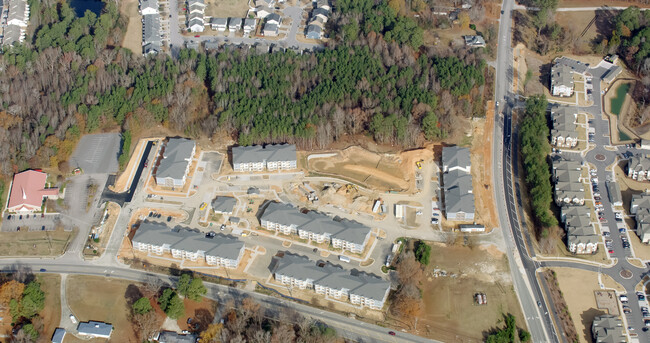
[2,213,65,232]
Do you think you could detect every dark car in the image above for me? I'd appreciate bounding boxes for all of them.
[39,268,46,272]
[167,216,172,222]
[388,331,396,336]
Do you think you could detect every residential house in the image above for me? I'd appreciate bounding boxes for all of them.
[140,0,158,15]
[631,192,650,244]
[263,23,278,36]
[266,13,281,26]
[606,181,623,207]
[77,321,113,339]
[255,5,272,19]
[552,158,585,206]
[551,63,574,97]
[228,17,242,32]
[640,139,650,150]
[592,315,627,343]
[550,107,578,148]
[154,138,196,188]
[442,146,474,221]
[231,143,297,172]
[315,0,331,11]
[272,253,391,309]
[243,18,256,34]
[204,41,219,50]
[260,202,372,253]
[312,7,329,22]
[627,156,650,181]
[51,328,66,343]
[210,18,228,31]
[306,24,321,39]
[256,0,275,6]
[155,331,197,343]
[211,196,237,215]
[463,35,486,48]
[308,16,325,29]
[7,170,59,213]
[602,66,622,84]
[188,16,205,32]
[131,221,246,268]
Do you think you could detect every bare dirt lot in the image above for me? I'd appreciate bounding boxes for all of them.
[559,0,650,8]
[119,0,142,54]
[471,109,498,231]
[308,146,432,193]
[205,0,250,18]
[550,267,624,343]
[66,275,140,343]
[417,243,524,342]
[0,228,74,257]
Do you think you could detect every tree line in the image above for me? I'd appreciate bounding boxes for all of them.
[0,278,46,342]
[519,95,558,232]
[0,0,487,177]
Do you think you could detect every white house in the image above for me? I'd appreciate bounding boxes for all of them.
[140,0,158,15]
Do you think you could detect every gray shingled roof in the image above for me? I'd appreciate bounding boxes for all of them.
[273,254,390,301]
[312,7,330,17]
[158,331,197,343]
[2,25,23,46]
[592,315,626,343]
[267,13,281,23]
[603,66,622,83]
[77,321,113,337]
[229,17,242,28]
[606,181,622,205]
[232,144,296,164]
[143,14,162,45]
[551,64,574,90]
[132,221,244,260]
[211,17,228,26]
[443,169,474,215]
[141,0,158,11]
[244,18,256,29]
[157,138,195,181]
[211,196,237,213]
[627,156,650,173]
[306,24,321,38]
[442,146,471,171]
[261,202,371,245]
[263,23,278,34]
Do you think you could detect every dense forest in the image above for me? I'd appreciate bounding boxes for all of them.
[0,0,488,175]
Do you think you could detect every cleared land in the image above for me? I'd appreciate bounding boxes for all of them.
[308,146,430,192]
[205,0,249,18]
[551,267,621,343]
[417,243,524,342]
[84,202,121,258]
[559,0,650,7]
[66,275,140,343]
[470,106,498,230]
[40,274,62,342]
[555,10,602,54]
[0,228,74,257]
[120,0,143,54]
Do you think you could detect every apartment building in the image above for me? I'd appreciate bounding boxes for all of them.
[231,143,297,172]
[562,206,598,254]
[131,221,245,268]
[260,202,371,253]
[272,253,390,309]
[155,138,196,188]
[592,315,627,343]
[442,146,475,221]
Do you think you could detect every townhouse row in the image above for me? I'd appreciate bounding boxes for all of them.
[631,192,650,244]
[552,156,598,254]
[140,0,163,55]
[550,107,578,149]
[260,201,371,253]
[131,221,245,268]
[1,0,29,46]
[273,253,390,309]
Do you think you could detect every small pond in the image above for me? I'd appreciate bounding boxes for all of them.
[69,0,104,17]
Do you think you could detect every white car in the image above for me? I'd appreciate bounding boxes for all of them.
[70,314,78,324]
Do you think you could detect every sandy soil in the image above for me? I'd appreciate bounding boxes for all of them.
[470,108,498,231]
[0,228,74,257]
[416,243,523,342]
[120,0,143,54]
[552,267,610,343]
[66,275,141,343]
[308,146,433,193]
[111,138,149,193]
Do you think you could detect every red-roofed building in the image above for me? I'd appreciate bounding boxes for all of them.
[6,170,59,213]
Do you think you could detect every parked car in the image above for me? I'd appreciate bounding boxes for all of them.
[619,228,626,233]
[70,315,78,324]
[388,331,396,336]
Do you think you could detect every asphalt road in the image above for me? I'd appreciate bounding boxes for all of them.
[0,261,437,343]
[491,1,556,342]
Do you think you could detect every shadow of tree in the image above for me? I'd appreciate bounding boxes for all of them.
[125,284,143,306]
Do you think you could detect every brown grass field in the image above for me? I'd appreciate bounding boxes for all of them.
[418,243,525,342]
[120,0,143,54]
[0,228,74,257]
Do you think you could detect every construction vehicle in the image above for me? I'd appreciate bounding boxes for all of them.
[416,160,423,169]
[346,184,358,192]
